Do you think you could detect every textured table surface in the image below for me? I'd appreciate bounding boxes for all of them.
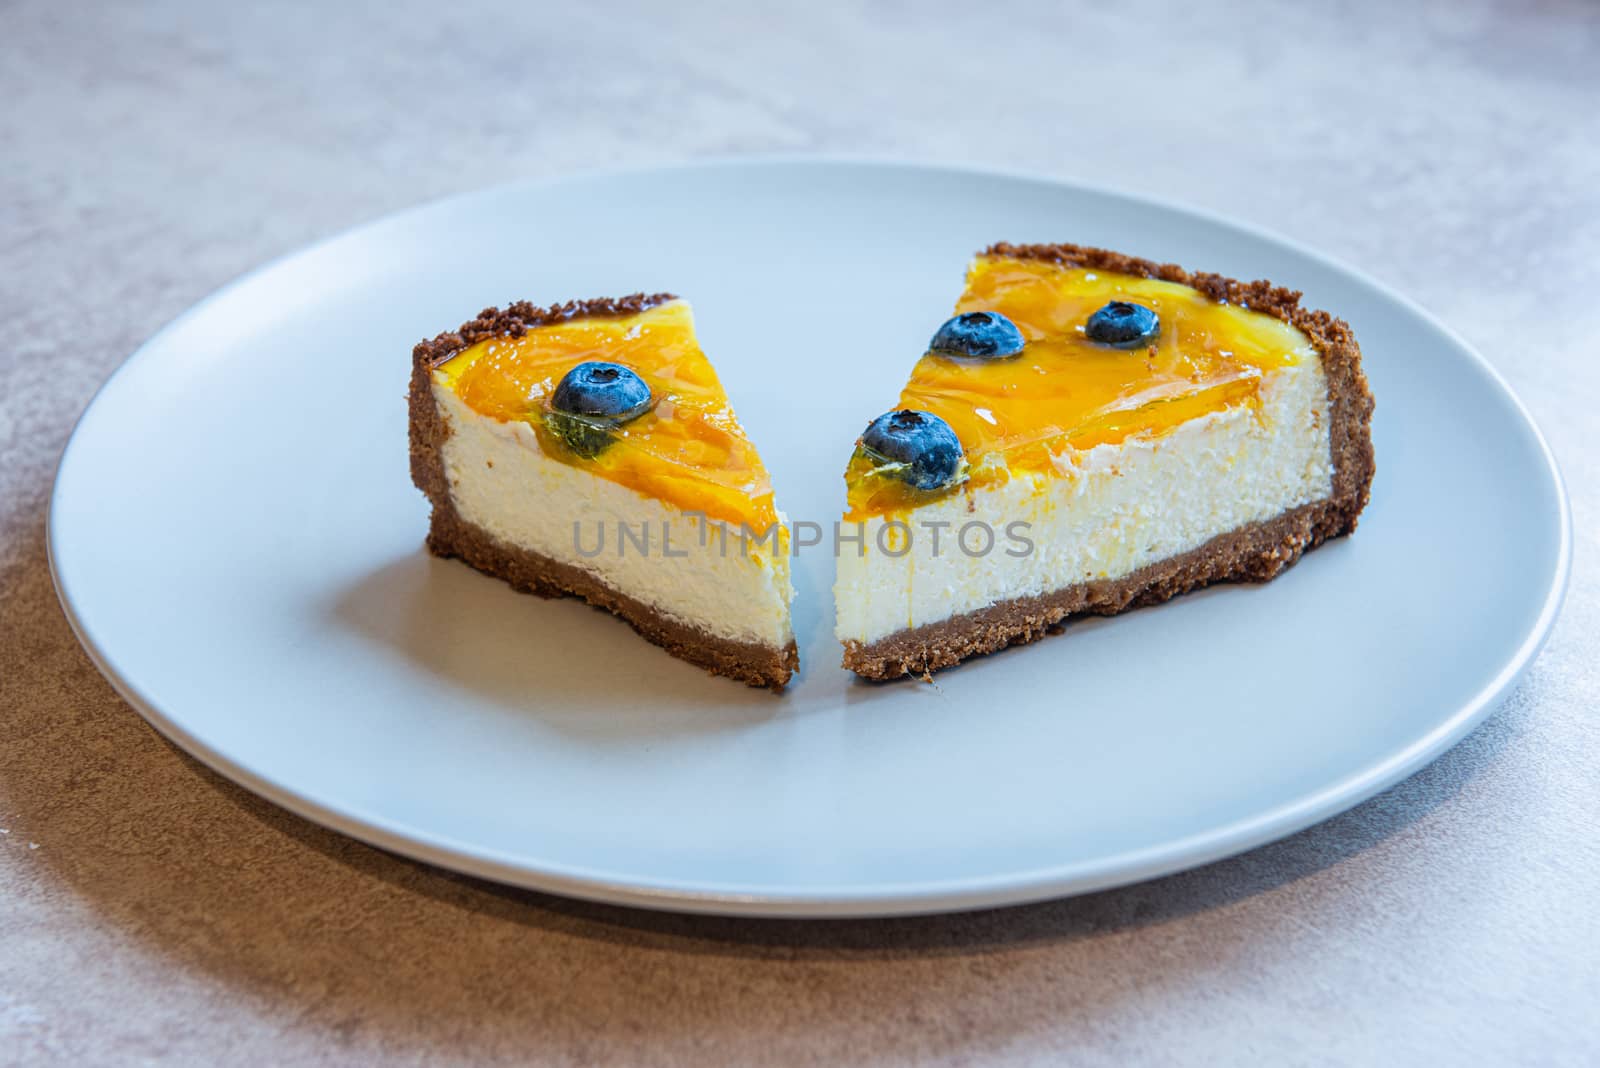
[4,1,1597,1063]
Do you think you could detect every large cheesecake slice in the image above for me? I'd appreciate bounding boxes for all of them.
[835,243,1374,679]
[410,294,797,690]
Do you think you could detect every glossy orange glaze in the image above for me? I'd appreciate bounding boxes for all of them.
[436,301,777,530]
[845,256,1317,519]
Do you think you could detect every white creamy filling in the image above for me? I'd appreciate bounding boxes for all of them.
[434,385,794,649]
[834,361,1335,645]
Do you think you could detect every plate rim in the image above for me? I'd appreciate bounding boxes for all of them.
[47,156,1574,918]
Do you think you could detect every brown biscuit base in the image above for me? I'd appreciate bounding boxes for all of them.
[412,292,679,371]
[842,243,1375,681]
[410,295,798,692]
[427,501,799,690]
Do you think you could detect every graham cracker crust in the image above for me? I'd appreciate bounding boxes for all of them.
[842,502,1331,680]
[428,501,798,691]
[413,293,678,370]
[842,243,1376,681]
[409,297,796,692]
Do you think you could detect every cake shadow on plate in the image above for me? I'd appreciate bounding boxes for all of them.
[329,551,786,736]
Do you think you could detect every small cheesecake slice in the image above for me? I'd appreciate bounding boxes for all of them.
[410,294,797,690]
[835,243,1374,679]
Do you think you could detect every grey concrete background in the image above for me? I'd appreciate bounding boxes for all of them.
[3,0,1597,1063]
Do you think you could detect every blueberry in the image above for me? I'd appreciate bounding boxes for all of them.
[552,361,652,420]
[1085,301,1159,348]
[547,361,652,458]
[859,409,965,491]
[928,311,1026,360]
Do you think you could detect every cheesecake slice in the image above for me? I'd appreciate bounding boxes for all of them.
[410,294,797,690]
[835,243,1374,679]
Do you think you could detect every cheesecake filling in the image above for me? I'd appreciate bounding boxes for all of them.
[835,362,1332,645]
[435,386,794,650]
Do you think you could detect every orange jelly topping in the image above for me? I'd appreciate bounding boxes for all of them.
[436,300,777,530]
[845,256,1317,519]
